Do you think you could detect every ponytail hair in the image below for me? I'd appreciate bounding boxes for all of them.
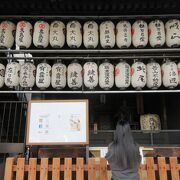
[106,118,141,168]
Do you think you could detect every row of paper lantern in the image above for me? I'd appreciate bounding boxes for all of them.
[0,19,180,49]
[0,59,180,90]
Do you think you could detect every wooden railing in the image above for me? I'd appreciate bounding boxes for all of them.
[4,157,180,180]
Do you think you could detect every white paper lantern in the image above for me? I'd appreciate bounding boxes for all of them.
[100,21,115,48]
[165,19,180,48]
[148,20,165,48]
[20,61,36,88]
[66,21,82,48]
[99,61,114,90]
[83,21,98,49]
[5,61,20,88]
[36,62,51,89]
[0,21,16,48]
[178,62,180,85]
[51,60,66,89]
[33,21,49,48]
[146,60,161,89]
[131,61,146,89]
[67,61,82,89]
[83,61,98,89]
[132,20,148,48]
[0,63,5,88]
[16,21,32,48]
[115,60,131,89]
[116,21,131,48]
[162,60,178,89]
[50,21,65,48]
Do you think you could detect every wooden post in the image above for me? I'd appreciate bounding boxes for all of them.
[100,158,108,180]
[16,158,25,180]
[52,158,60,180]
[139,165,144,180]
[88,158,96,180]
[146,157,156,180]
[76,158,84,180]
[170,157,180,180]
[64,158,72,180]
[40,158,48,180]
[28,158,37,180]
[158,157,168,180]
[4,158,14,180]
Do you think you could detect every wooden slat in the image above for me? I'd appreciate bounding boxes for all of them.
[139,165,144,180]
[146,157,156,180]
[16,158,25,180]
[52,158,60,180]
[4,158,14,180]
[28,158,37,180]
[88,158,96,180]
[170,157,180,180]
[40,158,48,180]
[76,158,84,180]
[64,158,72,180]
[158,157,168,180]
[100,158,108,180]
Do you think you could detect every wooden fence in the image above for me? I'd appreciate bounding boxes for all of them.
[4,157,180,180]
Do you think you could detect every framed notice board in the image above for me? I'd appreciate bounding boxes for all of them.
[26,100,89,145]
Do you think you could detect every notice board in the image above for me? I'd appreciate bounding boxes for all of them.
[26,100,89,145]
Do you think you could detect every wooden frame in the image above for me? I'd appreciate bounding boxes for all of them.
[26,100,89,145]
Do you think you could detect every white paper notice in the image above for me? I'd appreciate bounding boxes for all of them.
[27,101,88,144]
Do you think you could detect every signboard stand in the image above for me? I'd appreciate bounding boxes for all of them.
[25,100,89,160]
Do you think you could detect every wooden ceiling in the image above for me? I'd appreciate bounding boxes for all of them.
[0,0,179,15]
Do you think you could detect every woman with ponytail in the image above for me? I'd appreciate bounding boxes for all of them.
[105,115,141,180]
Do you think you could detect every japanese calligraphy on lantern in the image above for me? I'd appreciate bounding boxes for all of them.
[83,62,98,89]
[51,61,66,89]
[16,21,32,48]
[162,60,178,89]
[20,62,36,89]
[147,61,162,89]
[116,21,131,48]
[5,61,20,88]
[99,61,114,90]
[83,21,98,49]
[165,19,180,47]
[131,61,146,89]
[0,63,5,88]
[67,61,82,89]
[132,20,148,48]
[33,21,49,48]
[0,21,16,48]
[50,21,65,48]
[36,62,51,89]
[115,60,131,89]
[66,21,82,48]
[100,21,115,48]
[149,20,165,48]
